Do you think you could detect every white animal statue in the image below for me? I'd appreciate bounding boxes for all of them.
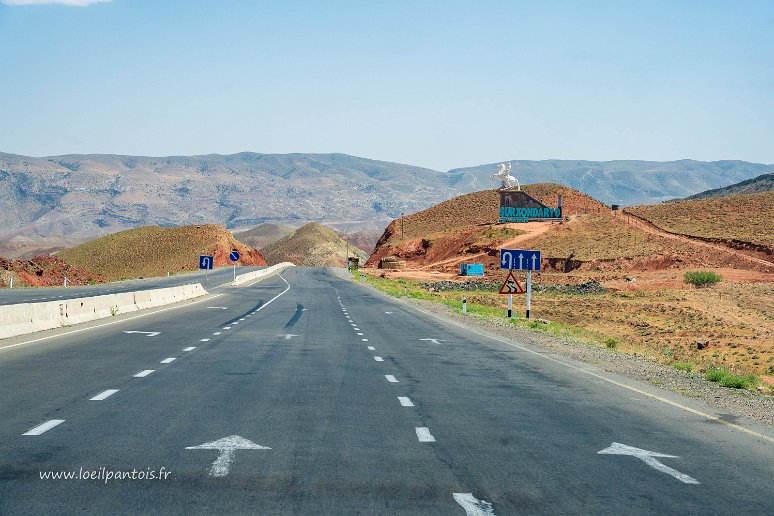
[492,162,520,190]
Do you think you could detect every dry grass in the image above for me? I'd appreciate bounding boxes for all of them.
[59,224,266,280]
[261,222,366,266]
[627,191,774,248]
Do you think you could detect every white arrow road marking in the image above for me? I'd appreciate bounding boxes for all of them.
[90,389,119,401]
[420,338,444,345]
[123,331,161,337]
[186,435,270,477]
[282,334,298,340]
[385,375,398,383]
[598,442,700,484]
[160,358,176,364]
[453,493,496,516]
[207,306,229,309]
[134,370,154,378]
[415,427,436,442]
[398,396,414,407]
[23,419,65,435]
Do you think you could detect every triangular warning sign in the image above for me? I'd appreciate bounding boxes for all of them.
[499,271,525,294]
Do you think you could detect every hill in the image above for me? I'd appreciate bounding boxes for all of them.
[261,222,367,267]
[2,152,771,256]
[0,255,105,288]
[233,223,295,250]
[447,159,773,206]
[685,173,774,200]
[58,224,266,281]
[626,192,774,252]
[367,184,607,268]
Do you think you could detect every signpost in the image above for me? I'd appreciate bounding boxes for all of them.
[229,250,240,282]
[199,255,213,288]
[499,249,540,319]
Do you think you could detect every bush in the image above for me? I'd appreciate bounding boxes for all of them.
[704,367,758,389]
[604,338,619,349]
[684,271,722,288]
[673,362,694,372]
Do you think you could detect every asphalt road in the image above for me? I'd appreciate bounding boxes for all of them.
[1,267,772,514]
[0,266,265,305]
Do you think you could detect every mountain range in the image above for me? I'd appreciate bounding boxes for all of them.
[1,151,771,258]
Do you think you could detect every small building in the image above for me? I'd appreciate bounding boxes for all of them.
[459,263,484,276]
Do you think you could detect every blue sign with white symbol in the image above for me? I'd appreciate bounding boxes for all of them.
[499,249,541,271]
[199,255,214,270]
[228,250,240,262]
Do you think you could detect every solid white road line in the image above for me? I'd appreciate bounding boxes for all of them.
[368,346,376,350]
[374,356,384,361]
[134,370,154,377]
[415,427,436,443]
[183,346,196,352]
[160,358,176,364]
[200,338,210,342]
[453,493,496,516]
[90,389,119,401]
[385,375,398,383]
[398,397,414,407]
[23,419,65,435]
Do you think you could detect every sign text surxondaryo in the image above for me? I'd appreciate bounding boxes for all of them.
[499,206,562,223]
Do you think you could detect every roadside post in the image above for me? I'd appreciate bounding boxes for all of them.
[64,277,68,288]
[462,296,467,314]
[499,249,540,319]
[199,255,213,288]
[229,250,240,282]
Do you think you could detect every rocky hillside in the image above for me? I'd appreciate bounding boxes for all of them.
[233,223,295,250]
[685,173,774,200]
[261,222,367,267]
[58,224,266,281]
[0,255,105,288]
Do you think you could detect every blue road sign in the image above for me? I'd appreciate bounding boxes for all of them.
[199,255,214,270]
[499,249,541,271]
[229,250,240,262]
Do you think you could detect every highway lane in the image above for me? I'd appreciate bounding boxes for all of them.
[0,267,772,514]
[0,266,265,305]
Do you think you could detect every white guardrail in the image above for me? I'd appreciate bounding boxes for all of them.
[0,283,206,340]
[232,262,294,285]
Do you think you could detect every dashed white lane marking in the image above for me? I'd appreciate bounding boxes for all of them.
[357,332,364,336]
[223,327,231,330]
[239,318,245,321]
[453,493,496,516]
[385,375,398,383]
[213,332,222,335]
[354,327,360,330]
[134,370,154,378]
[23,419,65,436]
[232,322,239,325]
[398,397,414,407]
[368,346,376,351]
[160,358,176,364]
[415,427,436,442]
[200,338,210,342]
[374,356,384,362]
[90,389,119,401]
[183,346,196,352]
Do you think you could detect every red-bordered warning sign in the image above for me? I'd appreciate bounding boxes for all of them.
[499,271,525,294]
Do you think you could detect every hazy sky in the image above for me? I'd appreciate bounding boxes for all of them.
[1,0,773,170]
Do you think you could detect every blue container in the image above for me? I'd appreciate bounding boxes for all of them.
[459,263,484,276]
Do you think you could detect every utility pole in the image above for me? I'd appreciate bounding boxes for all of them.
[346,239,349,270]
[401,212,405,243]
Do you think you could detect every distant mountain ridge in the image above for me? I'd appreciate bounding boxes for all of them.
[684,173,774,200]
[1,151,771,258]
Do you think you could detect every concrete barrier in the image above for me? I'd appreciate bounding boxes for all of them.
[232,263,294,285]
[0,283,208,341]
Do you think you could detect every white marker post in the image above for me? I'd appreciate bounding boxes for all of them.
[462,296,467,314]
[526,271,532,319]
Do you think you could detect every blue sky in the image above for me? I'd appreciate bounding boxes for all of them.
[1,0,772,170]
